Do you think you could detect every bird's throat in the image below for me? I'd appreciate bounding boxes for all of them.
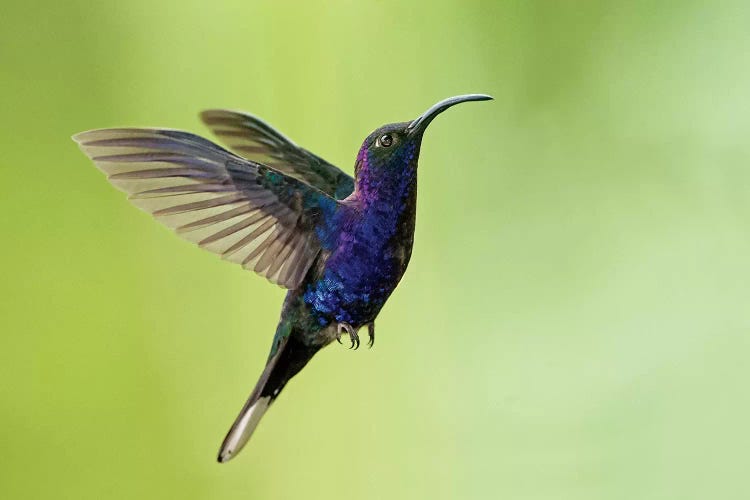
[351,150,419,211]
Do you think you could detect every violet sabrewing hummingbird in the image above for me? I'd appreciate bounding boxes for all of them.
[73,94,492,462]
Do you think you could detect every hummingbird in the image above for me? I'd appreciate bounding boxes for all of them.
[74,94,492,462]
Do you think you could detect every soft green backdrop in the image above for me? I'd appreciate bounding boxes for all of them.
[2,1,749,499]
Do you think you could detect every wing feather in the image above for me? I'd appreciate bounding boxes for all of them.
[74,127,340,289]
[200,109,355,199]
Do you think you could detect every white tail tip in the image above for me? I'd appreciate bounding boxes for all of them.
[217,396,271,463]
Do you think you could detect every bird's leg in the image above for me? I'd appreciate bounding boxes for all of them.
[335,324,343,345]
[367,323,375,348]
[336,322,360,350]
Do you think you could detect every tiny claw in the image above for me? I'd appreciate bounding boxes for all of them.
[337,322,359,350]
[349,329,360,350]
[336,323,345,344]
[367,323,375,348]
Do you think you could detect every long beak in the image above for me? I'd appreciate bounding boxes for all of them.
[407,94,493,135]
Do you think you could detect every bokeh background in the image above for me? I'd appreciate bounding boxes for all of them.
[2,1,750,498]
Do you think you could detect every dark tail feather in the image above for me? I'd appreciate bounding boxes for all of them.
[217,334,319,463]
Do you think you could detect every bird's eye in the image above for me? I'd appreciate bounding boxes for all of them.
[378,134,393,147]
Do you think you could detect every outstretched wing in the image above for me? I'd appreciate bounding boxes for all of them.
[74,128,341,289]
[200,109,355,199]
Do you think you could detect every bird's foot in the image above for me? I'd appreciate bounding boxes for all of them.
[367,323,375,348]
[336,322,360,350]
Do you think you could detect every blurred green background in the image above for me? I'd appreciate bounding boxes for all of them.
[2,1,750,498]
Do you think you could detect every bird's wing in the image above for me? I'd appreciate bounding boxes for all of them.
[200,109,355,199]
[74,128,342,289]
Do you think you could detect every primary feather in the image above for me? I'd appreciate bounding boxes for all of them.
[200,109,354,199]
[74,128,339,289]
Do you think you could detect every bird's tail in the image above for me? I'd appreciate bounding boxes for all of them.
[217,332,319,463]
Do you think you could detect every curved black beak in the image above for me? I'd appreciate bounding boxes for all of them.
[407,94,493,135]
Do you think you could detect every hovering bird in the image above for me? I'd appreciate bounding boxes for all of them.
[74,94,492,462]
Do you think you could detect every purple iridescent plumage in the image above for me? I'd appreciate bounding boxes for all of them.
[74,93,492,463]
[302,130,419,327]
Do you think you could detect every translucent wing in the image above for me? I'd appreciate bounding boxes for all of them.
[200,109,355,199]
[74,128,340,289]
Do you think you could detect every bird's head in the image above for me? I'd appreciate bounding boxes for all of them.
[353,94,492,197]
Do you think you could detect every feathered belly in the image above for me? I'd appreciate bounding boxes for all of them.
[302,238,410,328]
